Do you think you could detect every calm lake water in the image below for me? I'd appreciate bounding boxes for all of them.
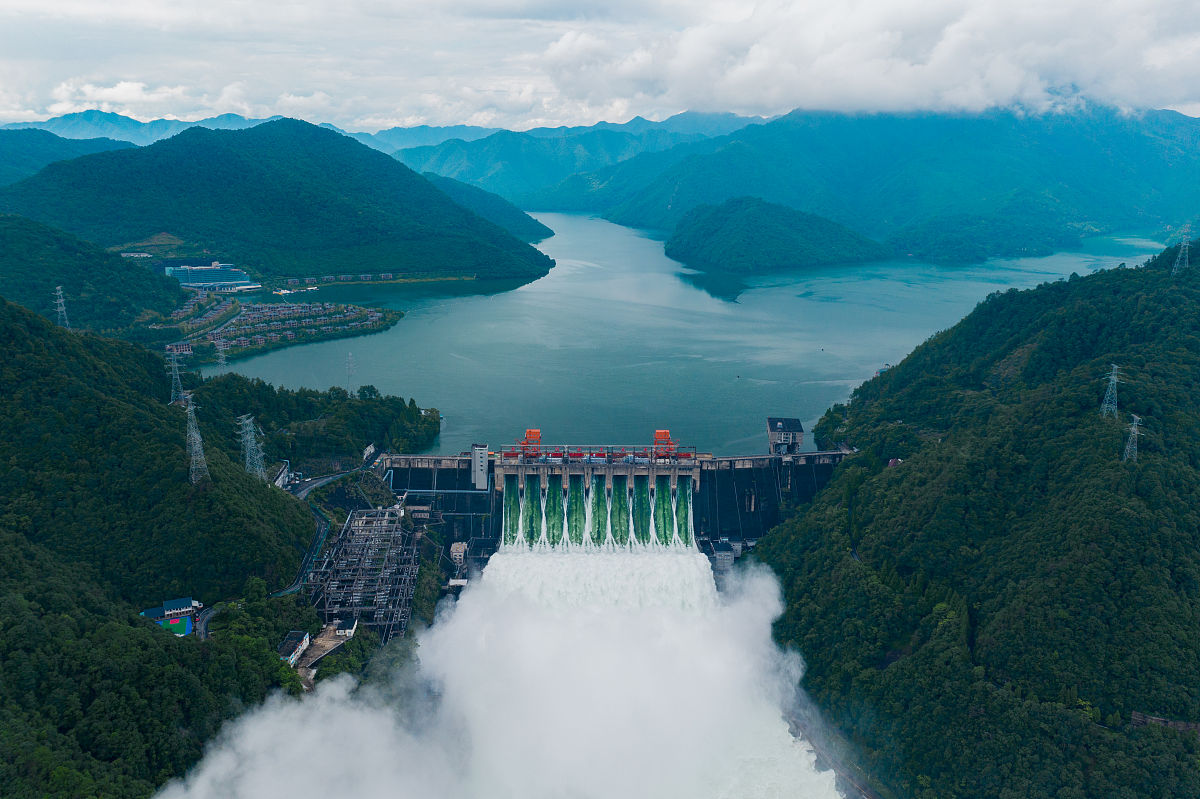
[206,214,1162,455]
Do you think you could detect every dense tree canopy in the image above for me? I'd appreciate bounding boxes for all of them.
[0,214,182,334]
[0,297,441,797]
[664,196,892,274]
[758,245,1200,797]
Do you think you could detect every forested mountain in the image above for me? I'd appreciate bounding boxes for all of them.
[0,215,182,332]
[0,118,554,281]
[423,173,552,241]
[0,129,133,185]
[0,298,439,797]
[536,106,1200,262]
[757,246,1200,797]
[396,126,717,201]
[664,196,891,274]
[1,109,277,146]
[195,374,439,475]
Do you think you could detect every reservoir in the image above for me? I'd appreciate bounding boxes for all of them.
[210,213,1162,454]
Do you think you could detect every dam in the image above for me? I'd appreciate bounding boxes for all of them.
[376,422,848,566]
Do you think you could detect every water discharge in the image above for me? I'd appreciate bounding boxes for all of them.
[158,548,842,799]
[502,473,695,549]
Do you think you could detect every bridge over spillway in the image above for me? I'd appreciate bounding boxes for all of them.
[375,426,849,562]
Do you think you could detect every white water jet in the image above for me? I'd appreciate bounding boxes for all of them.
[159,549,841,799]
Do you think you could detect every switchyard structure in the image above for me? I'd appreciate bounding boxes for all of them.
[305,506,419,643]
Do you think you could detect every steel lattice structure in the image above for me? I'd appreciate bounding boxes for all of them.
[167,352,185,405]
[1100,364,1121,419]
[1173,227,1192,277]
[185,393,211,484]
[238,413,267,480]
[54,286,70,329]
[1123,414,1142,462]
[305,506,419,643]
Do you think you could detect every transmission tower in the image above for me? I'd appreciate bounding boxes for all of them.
[54,286,70,328]
[1100,364,1121,419]
[1122,414,1142,462]
[346,351,356,393]
[215,338,228,367]
[238,413,267,480]
[167,352,185,405]
[1173,225,1192,276]
[185,393,211,484]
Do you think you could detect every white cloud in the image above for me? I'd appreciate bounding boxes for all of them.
[2,1,1200,127]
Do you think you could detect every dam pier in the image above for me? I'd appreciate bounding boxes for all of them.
[376,421,849,570]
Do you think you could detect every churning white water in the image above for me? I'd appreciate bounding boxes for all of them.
[158,548,842,799]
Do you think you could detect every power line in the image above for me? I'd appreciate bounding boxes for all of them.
[346,351,356,393]
[1100,363,1121,419]
[54,286,70,329]
[185,393,211,484]
[1122,414,1142,463]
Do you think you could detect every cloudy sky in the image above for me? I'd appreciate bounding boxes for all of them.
[2,0,1200,131]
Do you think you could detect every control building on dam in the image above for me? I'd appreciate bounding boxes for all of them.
[375,421,849,565]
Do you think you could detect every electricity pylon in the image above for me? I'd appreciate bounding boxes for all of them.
[1122,414,1142,462]
[238,414,267,480]
[185,393,211,484]
[215,338,228,367]
[1100,364,1121,419]
[167,352,185,405]
[54,286,70,328]
[1173,225,1191,276]
[346,351,356,393]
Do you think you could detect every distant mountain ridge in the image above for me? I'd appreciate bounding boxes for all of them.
[532,106,1200,262]
[2,109,280,146]
[8,109,759,155]
[0,128,134,185]
[0,118,554,282]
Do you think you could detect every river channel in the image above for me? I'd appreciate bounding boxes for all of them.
[207,213,1162,454]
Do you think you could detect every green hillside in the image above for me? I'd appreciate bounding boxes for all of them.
[539,107,1200,262]
[0,118,554,281]
[0,297,440,797]
[0,215,183,333]
[757,247,1200,797]
[0,128,133,186]
[664,196,891,274]
[423,173,552,241]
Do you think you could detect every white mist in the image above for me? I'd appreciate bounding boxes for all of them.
[158,549,842,799]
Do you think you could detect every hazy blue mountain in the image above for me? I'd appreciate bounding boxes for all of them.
[536,106,1200,261]
[423,173,553,242]
[0,118,554,281]
[520,111,760,139]
[372,124,501,151]
[0,128,134,185]
[396,127,711,201]
[665,196,891,274]
[2,110,279,146]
